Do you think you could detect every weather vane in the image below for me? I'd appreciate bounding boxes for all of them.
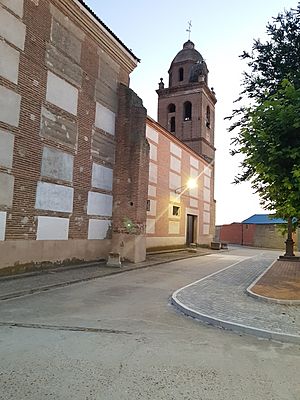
[186,20,192,40]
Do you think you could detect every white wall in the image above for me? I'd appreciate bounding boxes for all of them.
[41,146,74,182]
[87,192,113,216]
[46,71,78,115]
[149,162,157,184]
[35,182,74,213]
[0,129,14,169]
[0,41,20,84]
[0,172,14,207]
[92,163,113,191]
[1,0,24,17]
[88,219,111,240]
[95,102,115,135]
[0,85,21,127]
[146,126,158,143]
[36,216,69,240]
[0,211,6,241]
[0,6,26,50]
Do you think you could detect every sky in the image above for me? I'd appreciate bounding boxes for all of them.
[85,0,298,225]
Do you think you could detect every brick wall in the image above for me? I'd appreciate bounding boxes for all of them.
[0,0,139,270]
[146,118,215,250]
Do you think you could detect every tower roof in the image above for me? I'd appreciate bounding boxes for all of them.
[170,40,204,66]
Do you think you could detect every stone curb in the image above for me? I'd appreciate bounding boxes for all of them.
[246,260,300,306]
[171,263,300,344]
[0,251,211,301]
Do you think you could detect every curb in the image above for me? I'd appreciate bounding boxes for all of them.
[171,258,300,344]
[171,295,300,344]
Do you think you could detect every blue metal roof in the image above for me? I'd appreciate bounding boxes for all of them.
[242,214,286,225]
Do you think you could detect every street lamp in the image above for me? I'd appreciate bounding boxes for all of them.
[175,178,198,194]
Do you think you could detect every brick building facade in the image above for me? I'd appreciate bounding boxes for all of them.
[0,0,216,272]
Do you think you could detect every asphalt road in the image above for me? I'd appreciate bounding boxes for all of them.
[0,247,299,400]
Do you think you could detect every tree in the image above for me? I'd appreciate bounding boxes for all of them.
[228,5,300,256]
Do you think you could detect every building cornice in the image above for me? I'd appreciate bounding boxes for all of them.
[157,82,217,104]
[52,0,139,74]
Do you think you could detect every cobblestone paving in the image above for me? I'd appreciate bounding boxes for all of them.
[173,253,300,342]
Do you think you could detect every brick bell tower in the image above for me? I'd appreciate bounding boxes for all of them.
[156,40,217,161]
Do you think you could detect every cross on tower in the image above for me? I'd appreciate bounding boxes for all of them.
[186,20,192,40]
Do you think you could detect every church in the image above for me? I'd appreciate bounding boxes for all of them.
[0,0,216,272]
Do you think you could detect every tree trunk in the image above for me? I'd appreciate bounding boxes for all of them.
[284,217,295,257]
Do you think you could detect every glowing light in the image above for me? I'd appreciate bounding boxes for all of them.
[186,178,197,190]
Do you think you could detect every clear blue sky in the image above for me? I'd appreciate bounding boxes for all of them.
[85,0,298,224]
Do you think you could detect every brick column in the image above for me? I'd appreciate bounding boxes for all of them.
[112,84,149,262]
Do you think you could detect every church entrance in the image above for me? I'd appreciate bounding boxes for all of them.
[186,214,197,245]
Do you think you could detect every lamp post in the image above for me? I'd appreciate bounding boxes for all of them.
[175,178,198,194]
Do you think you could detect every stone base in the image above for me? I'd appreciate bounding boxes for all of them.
[278,255,300,262]
[106,252,122,268]
[211,242,221,250]
[111,233,146,263]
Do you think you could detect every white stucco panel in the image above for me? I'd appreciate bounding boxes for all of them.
[0,41,20,84]
[204,202,210,211]
[0,211,6,240]
[35,182,74,213]
[146,125,158,143]
[146,218,155,234]
[95,102,116,135]
[0,172,14,207]
[41,146,74,182]
[190,155,199,169]
[169,171,181,190]
[204,176,211,189]
[170,143,182,158]
[46,71,78,115]
[170,155,181,173]
[149,162,157,184]
[0,85,21,127]
[203,187,211,203]
[147,199,156,216]
[37,216,69,240]
[169,221,180,234]
[88,219,111,240]
[92,163,113,191]
[87,191,113,216]
[169,192,180,204]
[203,224,210,235]
[148,185,156,197]
[149,142,157,161]
[190,198,198,209]
[190,167,198,178]
[1,0,24,17]
[204,166,212,177]
[203,211,210,224]
[0,129,14,169]
[0,6,26,49]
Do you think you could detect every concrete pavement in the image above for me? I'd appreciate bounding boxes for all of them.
[0,248,212,300]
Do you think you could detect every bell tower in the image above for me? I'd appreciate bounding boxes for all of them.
[156,40,217,162]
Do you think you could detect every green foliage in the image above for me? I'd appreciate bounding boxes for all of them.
[228,4,300,223]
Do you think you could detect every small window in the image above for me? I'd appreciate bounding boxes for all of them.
[146,200,151,211]
[169,72,173,87]
[179,67,184,82]
[183,101,192,121]
[206,106,211,128]
[170,116,175,132]
[168,104,176,113]
[172,206,180,216]
[245,224,249,229]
